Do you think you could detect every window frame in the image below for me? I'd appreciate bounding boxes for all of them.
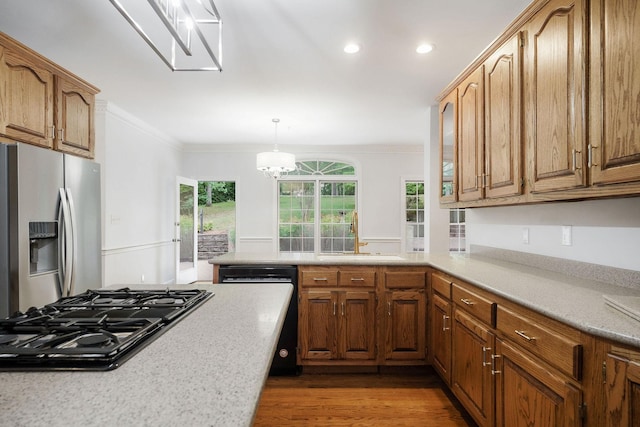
[401,177,426,253]
[277,158,361,254]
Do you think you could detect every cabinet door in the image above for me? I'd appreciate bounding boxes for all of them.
[0,48,54,148]
[457,66,485,202]
[525,0,587,193]
[495,338,582,427]
[339,291,376,360]
[484,33,523,199]
[440,90,457,203]
[431,293,452,384]
[589,0,640,186]
[605,353,640,427]
[452,308,494,427]
[54,76,95,158]
[384,290,426,361]
[299,290,337,360]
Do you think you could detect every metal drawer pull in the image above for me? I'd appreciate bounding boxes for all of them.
[460,298,474,306]
[313,277,328,281]
[333,302,337,316]
[482,346,492,367]
[350,277,365,282]
[442,315,450,331]
[515,330,535,341]
[491,354,501,375]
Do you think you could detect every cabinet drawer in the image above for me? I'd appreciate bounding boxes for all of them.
[300,270,338,287]
[497,306,582,381]
[452,283,496,327]
[384,271,426,289]
[431,273,451,299]
[338,270,376,287]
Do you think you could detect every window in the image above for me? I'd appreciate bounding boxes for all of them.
[449,208,465,252]
[404,180,425,252]
[279,161,357,253]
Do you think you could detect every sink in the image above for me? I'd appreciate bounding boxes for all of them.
[317,254,405,261]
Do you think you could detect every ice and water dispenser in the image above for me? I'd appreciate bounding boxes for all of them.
[28,221,58,275]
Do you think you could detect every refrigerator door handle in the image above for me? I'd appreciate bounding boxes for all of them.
[58,188,74,297]
[65,188,78,296]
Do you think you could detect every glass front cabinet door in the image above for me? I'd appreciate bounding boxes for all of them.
[439,90,457,203]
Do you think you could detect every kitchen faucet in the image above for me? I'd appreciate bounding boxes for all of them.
[350,210,368,254]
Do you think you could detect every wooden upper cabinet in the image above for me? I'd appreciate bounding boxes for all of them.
[589,0,640,186]
[0,32,99,158]
[483,33,523,199]
[457,66,485,202]
[525,0,587,193]
[439,90,457,203]
[0,47,54,148]
[55,76,95,158]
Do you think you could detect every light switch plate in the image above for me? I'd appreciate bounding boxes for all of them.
[561,225,572,246]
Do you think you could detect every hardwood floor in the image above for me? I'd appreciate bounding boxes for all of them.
[253,372,476,426]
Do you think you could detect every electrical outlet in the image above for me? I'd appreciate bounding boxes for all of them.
[522,228,530,244]
[561,226,572,246]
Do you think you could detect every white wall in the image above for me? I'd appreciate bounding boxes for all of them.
[95,101,182,286]
[465,198,640,271]
[425,106,450,254]
[182,144,424,254]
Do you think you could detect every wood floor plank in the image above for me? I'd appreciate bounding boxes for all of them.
[254,373,476,426]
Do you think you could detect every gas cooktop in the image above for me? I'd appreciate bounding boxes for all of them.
[0,288,213,371]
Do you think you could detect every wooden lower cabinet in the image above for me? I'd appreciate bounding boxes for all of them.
[495,337,582,427]
[298,289,376,363]
[383,290,426,362]
[451,308,495,427]
[605,351,640,427]
[431,293,452,384]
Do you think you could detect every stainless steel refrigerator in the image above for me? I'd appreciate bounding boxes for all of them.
[0,143,102,318]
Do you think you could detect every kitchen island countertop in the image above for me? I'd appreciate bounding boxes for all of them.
[0,282,293,427]
[211,252,640,349]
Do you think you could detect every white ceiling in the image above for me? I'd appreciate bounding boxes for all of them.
[0,0,532,147]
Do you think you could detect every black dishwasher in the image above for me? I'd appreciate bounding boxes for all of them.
[218,264,299,376]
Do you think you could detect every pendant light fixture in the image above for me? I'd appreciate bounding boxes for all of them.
[257,118,296,178]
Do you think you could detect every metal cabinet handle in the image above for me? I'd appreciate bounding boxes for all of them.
[491,354,501,375]
[482,346,492,367]
[442,315,450,331]
[341,302,345,316]
[350,277,365,282]
[59,128,65,142]
[515,330,535,341]
[313,277,328,281]
[588,144,599,167]
[460,298,474,306]
[387,302,391,316]
[572,149,582,171]
[333,302,337,316]
[50,125,56,139]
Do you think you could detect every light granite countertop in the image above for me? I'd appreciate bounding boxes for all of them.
[211,251,640,348]
[0,282,293,427]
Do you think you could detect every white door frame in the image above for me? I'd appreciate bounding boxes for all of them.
[176,177,198,284]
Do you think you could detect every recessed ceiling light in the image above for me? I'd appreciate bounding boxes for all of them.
[416,43,434,54]
[344,43,360,54]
